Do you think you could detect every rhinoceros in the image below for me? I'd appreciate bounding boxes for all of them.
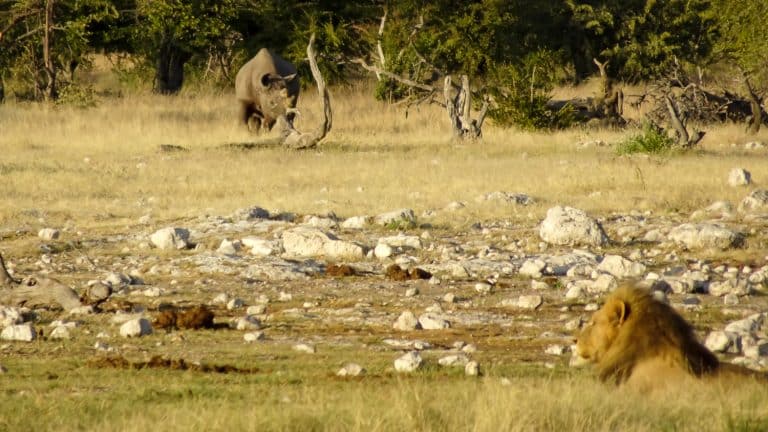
[235,48,300,132]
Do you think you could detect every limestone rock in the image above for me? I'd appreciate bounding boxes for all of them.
[394,351,423,372]
[738,189,768,213]
[374,209,416,227]
[119,318,153,337]
[38,228,60,241]
[597,255,646,278]
[418,313,450,329]
[150,227,190,250]
[244,331,265,343]
[517,295,543,310]
[293,343,316,354]
[234,315,262,330]
[539,206,608,247]
[0,306,23,327]
[0,323,36,342]
[50,326,71,340]
[728,168,751,187]
[438,354,470,367]
[465,361,480,376]
[668,223,742,250]
[337,363,366,377]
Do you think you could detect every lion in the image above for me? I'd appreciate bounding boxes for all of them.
[574,284,765,391]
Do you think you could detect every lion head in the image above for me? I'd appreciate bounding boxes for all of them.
[574,285,719,386]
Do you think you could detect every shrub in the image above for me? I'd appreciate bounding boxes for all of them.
[616,122,675,155]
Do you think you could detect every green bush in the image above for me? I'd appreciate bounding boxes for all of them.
[616,122,676,155]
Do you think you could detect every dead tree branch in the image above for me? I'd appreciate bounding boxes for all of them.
[0,253,82,311]
[279,33,332,149]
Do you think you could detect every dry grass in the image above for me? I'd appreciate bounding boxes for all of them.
[2,85,768,233]
[2,84,768,431]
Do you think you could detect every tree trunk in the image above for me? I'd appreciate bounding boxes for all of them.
[0,76,5,104]
[42,0,57,101]
[743,76,762,134]
[154,39,192,95]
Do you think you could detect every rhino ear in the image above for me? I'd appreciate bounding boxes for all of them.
[283,73,297,82]
[260,73,274,87]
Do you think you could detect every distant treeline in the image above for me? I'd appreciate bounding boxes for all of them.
[0,0,765,102]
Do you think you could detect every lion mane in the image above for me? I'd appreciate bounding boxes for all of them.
[575,284,720,387]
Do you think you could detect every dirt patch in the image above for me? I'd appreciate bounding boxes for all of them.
[326,264,357,277]
[88,355,259,374]
[385,264,432,281]
[153,305,215,330]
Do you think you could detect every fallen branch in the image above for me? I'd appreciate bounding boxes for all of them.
[0,253,82,311]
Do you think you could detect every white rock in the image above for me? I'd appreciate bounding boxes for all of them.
[394,351,423,372]
[743,341,768,359]
[590,274,618,294]
[0,307,23,327]
[539,206,608,246]
[241,236,277,255]
[738,189,768,213]
[465,361,480,376]
[438,354,470,367]
[519,259,546,278]
[234,315,262,330]
[545,344,568,355]
[278,292,292,301]
[668,223,742,250]
[565,283,585,299]
[378,235,422,249]
[1,323,36,341]
[405,287,419,297]
[374,209,416,226]
[150,227,190,250]
[709,279,749,297]
[705,331,737,353]
[728,168,752,187]
[246,304,267,315]
[213,293,229,304]
[94,341,113,351]
[49,326,71,340]
[725,314,764,334]
[68,305,94,315]
[227,298,245,310]
[217,239,241,255]
[119,318,153,337]
[374,243,393,259]
[324,240,365,260]
[337,363,366,377]
[38,228,60,241]
[340,216,371,229]
[418,313,450,330]
[293,343,316,354]
[517,295,543,309]
[243,331,265,343]
[393,311,420,331]
[474,282,493,294]
[597,255,646,278]
[442,292,455,303]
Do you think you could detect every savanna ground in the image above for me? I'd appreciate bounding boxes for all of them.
[1,78,768,431]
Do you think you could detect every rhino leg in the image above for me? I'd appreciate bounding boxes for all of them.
[240,101,255,128]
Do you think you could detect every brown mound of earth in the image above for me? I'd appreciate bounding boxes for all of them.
[385,264,432,281]
[326,264,357,277]
[154,305,215,330]
[88,355,258,374]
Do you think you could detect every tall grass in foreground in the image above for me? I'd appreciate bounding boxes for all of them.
[1,364,766,432]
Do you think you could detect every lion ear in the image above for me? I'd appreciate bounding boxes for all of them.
[606,298,630,325]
